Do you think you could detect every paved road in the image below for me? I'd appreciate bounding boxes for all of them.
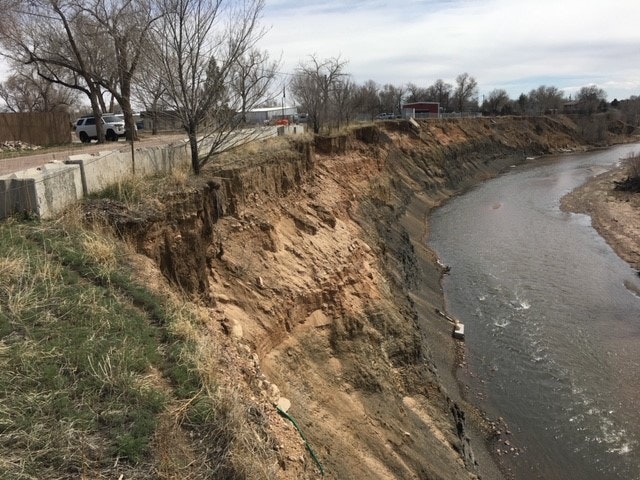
[0,133,187,176]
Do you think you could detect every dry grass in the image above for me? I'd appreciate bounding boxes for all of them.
[0,253,24,281]
[206,136,309,173]
[615,152,640,191]
[625,151,640,178]
[0,243,60,319]
[90,163,193,208]
[81,231,119,270]
[0,215,281,479]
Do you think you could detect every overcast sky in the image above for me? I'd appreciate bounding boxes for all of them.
[261,0,640,102]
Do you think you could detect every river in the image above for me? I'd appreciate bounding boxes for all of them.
[428,144,640,479]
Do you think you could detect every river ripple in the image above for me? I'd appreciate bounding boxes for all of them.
[428,144,640,480]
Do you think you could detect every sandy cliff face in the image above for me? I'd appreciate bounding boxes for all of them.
[101,117,589,479]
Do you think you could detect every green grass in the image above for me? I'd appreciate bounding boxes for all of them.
[0,139,295,476]
[0,215,278,479]
[0,220,202,477]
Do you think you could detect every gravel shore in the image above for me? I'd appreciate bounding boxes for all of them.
[560,164,640,272]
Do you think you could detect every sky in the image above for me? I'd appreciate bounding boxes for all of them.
[260,0,640,102]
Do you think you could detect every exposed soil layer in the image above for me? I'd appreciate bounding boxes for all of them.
[87,116,635,479]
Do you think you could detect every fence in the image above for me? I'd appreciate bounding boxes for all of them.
[0,111,72,146]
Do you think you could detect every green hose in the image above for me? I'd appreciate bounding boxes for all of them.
[276,406,325,476]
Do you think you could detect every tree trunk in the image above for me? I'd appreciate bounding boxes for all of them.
[188,128,200,174]
[119,77,139,142]
[98,90,108,114]
[120,96,138,142]
[151,98,159,135]
[152,110,158,135]
[89,87,106,143]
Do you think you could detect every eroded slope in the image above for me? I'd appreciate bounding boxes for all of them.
[90,117,590,479]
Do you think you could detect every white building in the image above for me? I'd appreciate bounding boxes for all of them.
[243,106,298,124]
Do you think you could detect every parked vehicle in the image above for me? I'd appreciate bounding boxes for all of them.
[75,114,126,143]
[375,112,395,120]
[114,113,143,130]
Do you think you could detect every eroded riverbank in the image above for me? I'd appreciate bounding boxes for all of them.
[6,115,635,479]
[112,117,631,479]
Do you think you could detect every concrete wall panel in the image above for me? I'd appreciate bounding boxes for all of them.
[0,162,82,219]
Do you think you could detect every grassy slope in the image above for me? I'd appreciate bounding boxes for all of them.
[0,215,276,479]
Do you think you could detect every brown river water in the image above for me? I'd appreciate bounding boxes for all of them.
[429,144,640,479]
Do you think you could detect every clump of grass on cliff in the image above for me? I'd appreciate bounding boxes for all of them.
[208,135,311,172]
[0,216,276,479]
[90,164,192,207]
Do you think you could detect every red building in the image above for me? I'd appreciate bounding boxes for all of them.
[402,102,440,118]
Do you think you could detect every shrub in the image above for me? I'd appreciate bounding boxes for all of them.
[614,152,640,191]
[626,152,640,179]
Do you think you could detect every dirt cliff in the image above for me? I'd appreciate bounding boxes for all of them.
[89,116,596,479]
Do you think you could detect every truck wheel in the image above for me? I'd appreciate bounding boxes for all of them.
[106,130,118,142]
[79,131,90,143]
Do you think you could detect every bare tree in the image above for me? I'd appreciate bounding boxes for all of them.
[404,82,428,103]
[516,93,528,115]
[379,83,405,116]
[0,64,78,112]
[615,96,640,126]
[426,79,452,111]
[576,85,607,115]
[229,48,280,123]
[0,0,159,142]
[0,0,21,35]
[453,73,478,112]
[132,55,168,134]
[290,54,348,134]
[0,0,117,142]
[75,0,161,141]
[152,0,269,174]
[482,88,510,115]
[353,80,380,121]
[332,76,357,129]
[527,85,565,115]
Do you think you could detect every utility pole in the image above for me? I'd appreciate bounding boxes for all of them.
[282,85,285,121]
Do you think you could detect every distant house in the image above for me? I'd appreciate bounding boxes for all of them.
[402,102,440,119]
[139,106,301,132]
[140,110,184,132]
[243,106,298,124]
[562,101,579,114]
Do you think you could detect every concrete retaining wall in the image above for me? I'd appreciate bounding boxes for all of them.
[0,140,192,219]
[0,162,83,219]
[0,125,305,220]
[66,141,192,196]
